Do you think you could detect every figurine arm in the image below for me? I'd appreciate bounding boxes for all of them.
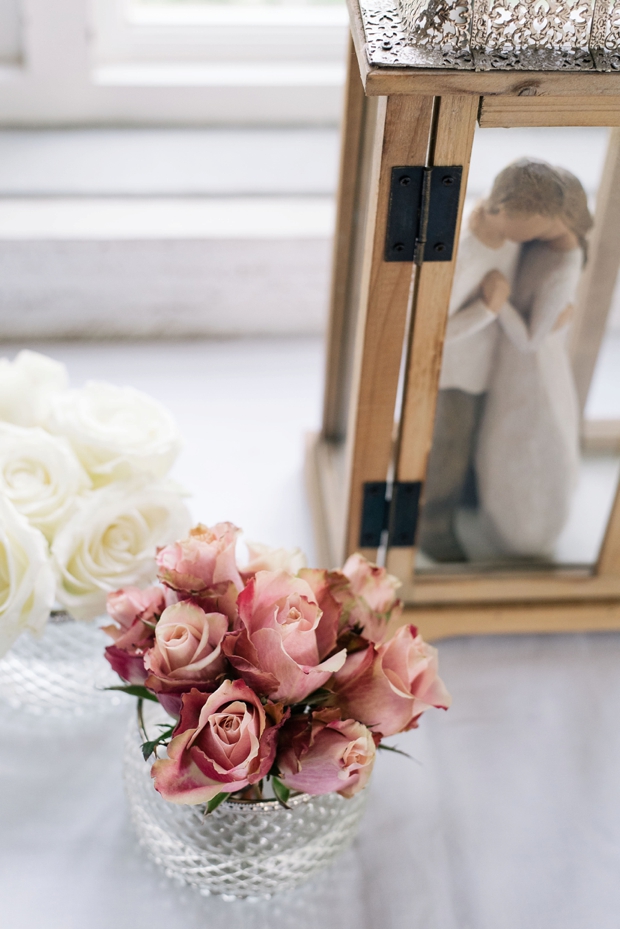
[527,261,581,347]
[444,299,497,344]
[497,300,534,352]
[499,262,579,352]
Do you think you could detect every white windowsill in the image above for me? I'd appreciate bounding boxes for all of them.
[128,5,348,26]
[0,196,335,239]
[0,64,23,82]
[94,61,345,87]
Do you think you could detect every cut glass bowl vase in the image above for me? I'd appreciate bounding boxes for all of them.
[0,610,123,718]
[124,700,367,899]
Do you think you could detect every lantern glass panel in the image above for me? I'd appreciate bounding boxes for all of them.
[415,126,620,573]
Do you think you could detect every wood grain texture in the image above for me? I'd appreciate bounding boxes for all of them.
[571,129,620,413]
[479,95,620,127]
[597,482,620,576]
[402,571,620,604]
[323,36,370,441]
[400,600,620,641]
[347,0,373,91]
[386,95,478,581]
[365,69,620,98]
[342,94,435,562]
[582,419,620,453]
[305,431,345,570]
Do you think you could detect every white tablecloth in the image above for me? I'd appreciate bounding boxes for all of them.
[1,631,618,929]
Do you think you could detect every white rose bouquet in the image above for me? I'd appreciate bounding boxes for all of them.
[0,495,55,657]
[0,350,68,426]
[47,382,181,486]
[0,351,191,657]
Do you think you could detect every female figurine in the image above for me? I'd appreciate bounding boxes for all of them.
[416,194,519,561]
[474,161,593,557]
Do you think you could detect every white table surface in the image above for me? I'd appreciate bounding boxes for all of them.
[0,339,619,929]
[2,632,619,929]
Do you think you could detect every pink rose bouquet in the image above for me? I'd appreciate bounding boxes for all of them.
[104,522,450,810]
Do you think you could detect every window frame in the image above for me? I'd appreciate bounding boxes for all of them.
[0,0,347,126]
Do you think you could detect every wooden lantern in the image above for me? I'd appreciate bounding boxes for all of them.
[307,0,620,641]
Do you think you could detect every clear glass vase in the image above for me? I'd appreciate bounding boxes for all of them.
[0,610,122,717]
[124,701,367,899]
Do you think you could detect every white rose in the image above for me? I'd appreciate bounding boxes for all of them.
[241,540,307,577]
[0,494,55,657]
[0,350,68,426]
[47,381,181,487]
[0,423,91,543]
[51,480,191,621]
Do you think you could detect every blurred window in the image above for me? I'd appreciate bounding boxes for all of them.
[0,0,22,64]
[0,0,347,125]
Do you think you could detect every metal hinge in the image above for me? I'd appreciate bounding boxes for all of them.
[385,166,463,264]
[360,481,422,549]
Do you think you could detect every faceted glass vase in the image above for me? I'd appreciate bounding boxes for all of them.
[124,702,367,899]
[0,611,122,717]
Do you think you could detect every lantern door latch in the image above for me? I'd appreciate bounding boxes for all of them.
[385,166,463,264]
[360,481,422,549]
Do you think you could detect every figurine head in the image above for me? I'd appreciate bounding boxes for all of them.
[483,158,593,257]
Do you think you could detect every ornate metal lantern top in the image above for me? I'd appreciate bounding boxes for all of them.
[359,0,620,71]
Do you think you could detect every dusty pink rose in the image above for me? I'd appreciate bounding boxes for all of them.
[277,710,376,798]
[343,554,400,612]
[222,570,346,704]
[156,523,243,595]
[332,624,451,737]
[240,541,306,581]
[105,586,166,633]
[143,602,229,714]
[297,567,342,648]
[332,554,402,644]
[103,586,165,684]
[152,681,287,804]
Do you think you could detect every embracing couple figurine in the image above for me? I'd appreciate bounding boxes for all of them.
[418,158,593,563]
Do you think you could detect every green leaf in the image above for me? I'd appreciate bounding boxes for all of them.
[105,685,159,703]
[298,688,332,708]
[205,792,228,815]
[377,743,419,763]
[271,776,291,809]
[141,738,161,761]
[140,619,157,630]
[140,725,176,761]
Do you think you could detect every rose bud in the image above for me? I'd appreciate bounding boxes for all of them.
[343,553,401,613]
[103,586,165,685]
[143,602,228,714]
[222,570,346,705]
[156,522,243,596]
[332,625,451,737]
[105,586,165,635]
[240,541,306,581]
[152,681,287,804]
[331,553,402,644]
[277,711,376,798]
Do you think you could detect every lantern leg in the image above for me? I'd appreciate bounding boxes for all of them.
[597,478,620,575]
[308,35,380,568]
[571,128,620,419]
[386,95,479,590]
[308,90,435,567]
[322,34,368,443]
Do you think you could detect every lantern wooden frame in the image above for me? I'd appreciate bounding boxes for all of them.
[307,4,620,641]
